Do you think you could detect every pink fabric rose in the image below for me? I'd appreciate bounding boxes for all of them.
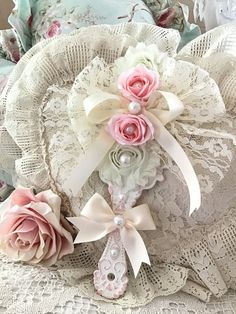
[46,20,62,38]
[108,113,154,146]
[0,188,74,265]
[156,8,176,28]
[118,65,160,105]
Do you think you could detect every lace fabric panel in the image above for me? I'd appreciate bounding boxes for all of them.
[178,22,236,58]
[0,23,180,174]
[41,85,236,306]
[0,250,236,313]
[5,83,236,305]
[178,23,236,126]
[1,23,236,307]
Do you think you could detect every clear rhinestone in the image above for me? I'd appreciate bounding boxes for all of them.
[110,247,120,259]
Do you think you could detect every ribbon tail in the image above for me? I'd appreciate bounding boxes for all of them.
[65,130,115,196]
[147,112,201,215]
[121,227,150,278]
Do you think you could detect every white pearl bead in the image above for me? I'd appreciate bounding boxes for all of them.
[113,215,125,228]
[156,174,165,182]
[118,194,124,200]
[128,102,142,114]
[133,82,142,88]
[110,247,120,259]
[125,125,135,135]
[119,153,131,165]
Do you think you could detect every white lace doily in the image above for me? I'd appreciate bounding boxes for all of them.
[1,23,236,309]
[1,251,236,314]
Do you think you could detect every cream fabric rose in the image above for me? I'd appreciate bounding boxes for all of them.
[0,188,74,265]
[115,42,167,73]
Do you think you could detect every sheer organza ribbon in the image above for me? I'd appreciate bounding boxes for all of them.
[66,90,201,215]
[67,193,156,277]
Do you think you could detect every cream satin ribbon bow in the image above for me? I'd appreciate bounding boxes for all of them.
[67,193,156,277]
[66,89,201,215]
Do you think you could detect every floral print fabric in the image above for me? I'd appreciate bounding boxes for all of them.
[0,29,21,93]
[0,0,200,92]
[144,0,200,46]
[9,0,156,52]
[6,0,200,55]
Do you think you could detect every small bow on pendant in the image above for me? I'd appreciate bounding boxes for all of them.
[67,193,156,277]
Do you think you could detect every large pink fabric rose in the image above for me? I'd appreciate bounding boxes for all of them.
[46,20,62,38]
[107,113,154,146]
[0,188,74,265]
[118,65,160,105]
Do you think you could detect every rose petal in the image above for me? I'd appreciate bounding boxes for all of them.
[19,244,38,262]
[59,234,74,258]
[42,237,54,260]
[42,225,57,257]
[0,215,26,234]
[6,205,48,223]
[34,217,53,237]
[12,218,38,234]
[44,233,61,266]
[36,190,61,221]
[15,227,38,245]
[4,242,21,260]
[10,187,37,208]
[35,233,46,260]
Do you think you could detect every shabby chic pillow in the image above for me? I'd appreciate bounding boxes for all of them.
[0,23,236,306]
